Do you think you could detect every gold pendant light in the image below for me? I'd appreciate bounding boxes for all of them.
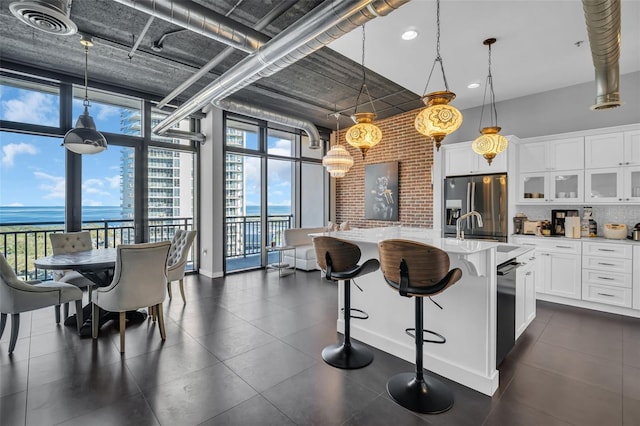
[345,24,382,158]
[414,0,462,151]
[472,38,508,165]
[323,112,354,178]
[63,34,107,155]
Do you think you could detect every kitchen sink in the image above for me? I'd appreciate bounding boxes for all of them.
[496,245,520,253]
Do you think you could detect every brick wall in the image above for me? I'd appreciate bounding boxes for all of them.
[334,108,434,229]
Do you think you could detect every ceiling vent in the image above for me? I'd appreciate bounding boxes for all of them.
[9,0,78,36]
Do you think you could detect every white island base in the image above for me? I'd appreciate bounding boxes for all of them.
[315,227,532,397]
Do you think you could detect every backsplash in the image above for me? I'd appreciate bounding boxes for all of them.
[515,205,640,236]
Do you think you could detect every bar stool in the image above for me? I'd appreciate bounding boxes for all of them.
[313,236,380,369]
[378,239,462,414]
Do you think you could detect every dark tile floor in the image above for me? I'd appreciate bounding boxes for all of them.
[1,269,639,425]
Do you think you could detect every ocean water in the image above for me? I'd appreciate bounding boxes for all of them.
[0,206,125,225]
[0,205,292,224]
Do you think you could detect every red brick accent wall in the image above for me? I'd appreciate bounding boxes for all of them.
[335,108,434,229]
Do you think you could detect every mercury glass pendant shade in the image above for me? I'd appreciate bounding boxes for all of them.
[345,112,382,158]
[63,106,107,154]
[322,144,354,178]
[414,90,463,151]
[472,126,508,165]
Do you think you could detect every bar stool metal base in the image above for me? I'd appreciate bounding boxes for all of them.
[321,341,373,370]
[387,372,454,414]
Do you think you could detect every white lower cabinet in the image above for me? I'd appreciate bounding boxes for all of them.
[582,242,633,308]
[516,252,537,339]
[633,246,639,310]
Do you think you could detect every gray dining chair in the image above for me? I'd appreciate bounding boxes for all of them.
[166,229,197,304]
[91,241,171,354]
[0,253,83,353]
[49,231,95,321]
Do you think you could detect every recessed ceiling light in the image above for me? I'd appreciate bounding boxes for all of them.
[401,29,418,41]
[467,83,481,89]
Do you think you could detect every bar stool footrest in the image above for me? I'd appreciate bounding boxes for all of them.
[405,328,446,344]
[341,307,369,320]
[387,372,454,414]
[321,341,373,370]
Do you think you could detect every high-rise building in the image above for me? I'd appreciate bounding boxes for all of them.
[225,127,247,256]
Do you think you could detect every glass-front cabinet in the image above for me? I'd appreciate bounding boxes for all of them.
[624,166,640,202]
[519,170,583,203]
[585,168,622,203]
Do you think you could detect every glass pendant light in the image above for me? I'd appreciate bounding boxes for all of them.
[323,112,354,178]
[345,24,382,159]
[63,34,107,155]
[414,0,462,151]
[472,38,508,165]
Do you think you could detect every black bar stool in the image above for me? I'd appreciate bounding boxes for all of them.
[378,239,462,414]
[313,236,380,369]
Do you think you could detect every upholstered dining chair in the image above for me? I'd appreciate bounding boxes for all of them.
[166,229,197,304]
[91,241,171,354]
[49,231,95,321]
[0,253,83,353]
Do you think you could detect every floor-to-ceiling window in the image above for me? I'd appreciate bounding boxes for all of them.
[0,68,199,278]
[223,113,326,273]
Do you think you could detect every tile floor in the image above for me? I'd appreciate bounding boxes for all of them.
[1,269,639,425]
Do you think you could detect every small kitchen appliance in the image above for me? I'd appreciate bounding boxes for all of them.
[603,223,628,239]
[551,209,579,235]
[632,223,640,241]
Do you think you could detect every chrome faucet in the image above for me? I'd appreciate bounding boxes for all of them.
[456,211,484,240]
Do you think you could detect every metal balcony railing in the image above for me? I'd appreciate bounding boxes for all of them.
[225,215,293,258]
[1,217,193,281]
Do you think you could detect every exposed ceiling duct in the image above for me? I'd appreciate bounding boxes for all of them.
[582,0,623,110]
[213,98,321,149]
[112,0,269,54]
[151,0,410,142]
[9,0,77,35]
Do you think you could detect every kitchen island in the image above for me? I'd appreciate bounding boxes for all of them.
[312,226,533,396]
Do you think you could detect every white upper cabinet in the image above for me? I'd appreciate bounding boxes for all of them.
[585,131,640,168]
[518,137,583,173]
[443,141,507,176]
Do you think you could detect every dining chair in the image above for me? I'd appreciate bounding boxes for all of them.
[166,229,197,304]
[0,253,83,353]
[91,241,171,354]
[49,231,95,321]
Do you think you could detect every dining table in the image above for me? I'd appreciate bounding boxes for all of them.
[34,248,147,336]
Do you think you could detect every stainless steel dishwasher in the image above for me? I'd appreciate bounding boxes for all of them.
[496,259,521,367]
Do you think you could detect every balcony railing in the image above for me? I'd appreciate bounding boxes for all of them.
[1,217,193,281]
[225,215,293,258]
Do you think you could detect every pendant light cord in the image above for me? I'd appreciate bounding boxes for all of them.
[353,24,377,115]
[83,43,90,109]
[478,41,499,132]
[421,0,450,95]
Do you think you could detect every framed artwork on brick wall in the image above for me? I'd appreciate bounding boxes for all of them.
[364,161,398,221]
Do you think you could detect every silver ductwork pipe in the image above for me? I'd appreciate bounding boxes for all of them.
[582,0,623,110]
[162,129,205,142]
[112,0,269,53]
[214,99,321,149]
[153,0,410,144]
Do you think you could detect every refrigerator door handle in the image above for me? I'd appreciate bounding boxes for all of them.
[471,181,476,230]
[466,181,472,229]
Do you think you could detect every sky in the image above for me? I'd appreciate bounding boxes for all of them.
[1,84,293,210]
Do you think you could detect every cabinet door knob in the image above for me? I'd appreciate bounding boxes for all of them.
[626,162,630,165]
[619,162,623,165]
[619,198,623,201]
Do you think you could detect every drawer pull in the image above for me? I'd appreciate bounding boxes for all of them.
[597,249,615,252]
[598,276,614,280]
[597,262,616,266]
[597,293,615,297]
[556,245,573,249]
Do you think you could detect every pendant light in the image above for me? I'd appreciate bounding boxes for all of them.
[414,0,462,151]
[472,38,508,165]
[322,111,354,178]
[345,24,382,159]
[63,34,107,155]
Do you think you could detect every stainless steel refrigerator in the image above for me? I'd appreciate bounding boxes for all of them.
[443,174,508,242]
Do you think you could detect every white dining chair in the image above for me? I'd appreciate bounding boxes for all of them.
[91,241,171,354]
[0,253,83,353]
[49,231,95,321]
[166,229,197,304]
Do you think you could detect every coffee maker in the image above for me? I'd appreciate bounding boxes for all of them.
[551,209,579,235]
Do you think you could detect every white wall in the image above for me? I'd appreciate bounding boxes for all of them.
[448,71,640,143]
